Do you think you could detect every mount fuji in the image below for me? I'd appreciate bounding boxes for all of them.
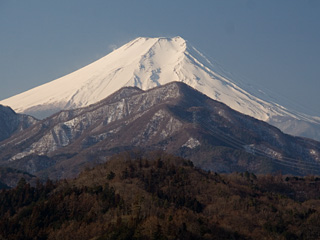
[1,36,320,140]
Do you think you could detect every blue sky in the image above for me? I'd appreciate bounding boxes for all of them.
[0,0,319,116]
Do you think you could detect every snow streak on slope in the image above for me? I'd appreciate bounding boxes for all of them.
[0,37,318,127]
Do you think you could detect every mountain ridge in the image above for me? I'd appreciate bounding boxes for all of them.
[1,82,320,179]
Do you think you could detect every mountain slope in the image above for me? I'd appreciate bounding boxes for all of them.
[0,105,38,142]
[1,37,319,140]
[1,82,319,179]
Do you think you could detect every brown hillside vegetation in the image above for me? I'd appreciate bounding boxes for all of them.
[1,151,320,239]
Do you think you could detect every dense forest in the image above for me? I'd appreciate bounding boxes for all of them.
[0,151,320,239]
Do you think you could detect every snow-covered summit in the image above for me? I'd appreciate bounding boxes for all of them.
[1,36,320,140]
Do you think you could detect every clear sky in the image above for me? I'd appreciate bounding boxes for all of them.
[0,0,319,116]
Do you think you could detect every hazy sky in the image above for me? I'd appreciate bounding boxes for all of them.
[0,0,319,116]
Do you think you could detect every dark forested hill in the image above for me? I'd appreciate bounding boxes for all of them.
[1,152,320,240]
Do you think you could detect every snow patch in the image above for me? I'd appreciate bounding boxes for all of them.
[245,144,282,159]
[182,138,201,149]
[310,149,319,161]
